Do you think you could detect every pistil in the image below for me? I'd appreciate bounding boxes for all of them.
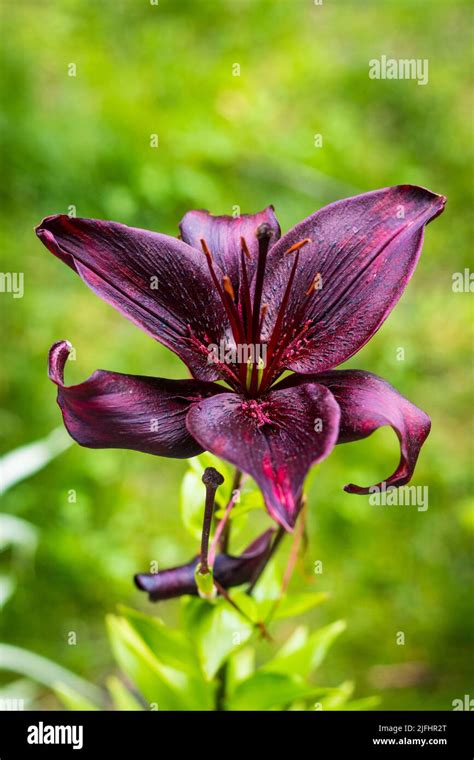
[201,228,316,398]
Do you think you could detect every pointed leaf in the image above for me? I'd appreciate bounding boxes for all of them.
[272,592,329,620]
[263,620,346,678]
[227,672,323,710]
[183,598,254,680]
[0,643,103,705]
[118,605,200,676]
[227,647,255,696]
[53,682,100,711]
[107,615,212,710]
[106,676,143,711]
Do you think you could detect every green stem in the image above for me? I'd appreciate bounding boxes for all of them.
[215,662,228,711]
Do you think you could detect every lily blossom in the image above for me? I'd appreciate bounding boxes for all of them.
[37,185,445,531]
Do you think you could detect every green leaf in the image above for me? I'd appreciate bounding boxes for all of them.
[106,676,143,711]
[0,514,38,554]
[274,625,309,656]
[0,643,103,706]
[258,591,329,621]
[0,427,71,494]
[227,671,324,710]
[53,682,100,711]
[341,696,381,710]
[313,682,381,711]
[117,605,201,676]
[183,597,254,680]
[227,647,255,696]
[192,452,232,483]
[107,615,213,710]
[215,481,265,521]
[314,680,354,709]
[0,575,16,610]
[263,620,346,678]
[251,558,282,603]
[226,590,260,623]
[271,592,329,620]
[0,678,41,709]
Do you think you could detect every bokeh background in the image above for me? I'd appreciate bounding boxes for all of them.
[1,0,473,710]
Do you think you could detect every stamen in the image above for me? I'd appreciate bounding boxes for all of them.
[258,303,269,337]
[305,272,322,296]
[240,236,251,260]
[248,225,274,395]
[261,262,321,392]
[239,250,253,342]
[200,238,245,352]
[251,223,273,343]
[285,237,312,255]
[222,275,236,301]
[200,238,213,262]
[260,250,301,388]
[245,360,253,391]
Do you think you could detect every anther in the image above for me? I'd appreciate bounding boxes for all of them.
[223,275,236,301]
[240,237,251,259]
[285,238,312,255]
[305,272,322,296]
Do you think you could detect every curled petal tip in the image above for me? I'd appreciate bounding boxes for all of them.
[35,226,55,246]
[48,340,73,385]
[35,214,63,237]
[312,370,431,495]
[344,483,366,495]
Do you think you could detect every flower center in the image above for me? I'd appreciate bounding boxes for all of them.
[200,225,314,397]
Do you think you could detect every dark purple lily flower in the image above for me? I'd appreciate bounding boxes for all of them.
[134,529,274,602]
[37,185,445,531]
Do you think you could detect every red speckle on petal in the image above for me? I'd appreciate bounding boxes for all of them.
[262,453,295,516]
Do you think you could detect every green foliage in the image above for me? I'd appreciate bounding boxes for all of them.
[106,614,213,710]
[0,643,102,706]
[183,597,254,681]
[87,591,364,710]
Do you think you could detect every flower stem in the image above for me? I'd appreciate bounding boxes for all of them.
[215,662,228,711]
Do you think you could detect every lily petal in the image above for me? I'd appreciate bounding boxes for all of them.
[135,529,274,601]
[279,370,431,493]
[49,341,224,458]
[262,185,446,374]
[186,383,340,531]
[179,206,281,289]
[36,215,229,381]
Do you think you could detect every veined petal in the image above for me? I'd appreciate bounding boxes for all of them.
[186,383,340,531]
[262,185,446,373]
[48,341,224,458]
[179,206,281,289]
[36,215,230,381]
[280,370,431,493]
[135,529,274,601]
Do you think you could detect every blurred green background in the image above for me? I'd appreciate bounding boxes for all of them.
[1,0,473,710]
